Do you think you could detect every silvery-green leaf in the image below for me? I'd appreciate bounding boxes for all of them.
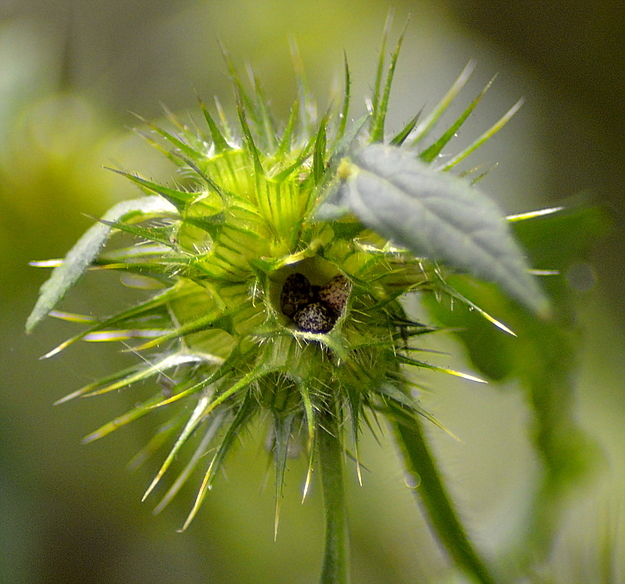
[337,143,549,316]
[314,181,352,221]
[26,196,177,333]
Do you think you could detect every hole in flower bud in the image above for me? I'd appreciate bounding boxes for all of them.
[279,271,351,334]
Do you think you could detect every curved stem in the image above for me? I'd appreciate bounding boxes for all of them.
[390,402,498,584]
[318,409,350,584]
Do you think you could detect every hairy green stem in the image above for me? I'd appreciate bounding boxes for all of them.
[318,408,350,584]
[390,403,497,584]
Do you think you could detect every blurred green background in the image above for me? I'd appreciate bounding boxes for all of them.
[1,1,624,582]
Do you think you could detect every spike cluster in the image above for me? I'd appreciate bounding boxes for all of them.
[28,28,536,531]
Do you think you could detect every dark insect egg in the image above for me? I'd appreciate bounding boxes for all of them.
[318,274,350,315]
[293,302,336,333]
[280,273,314,317]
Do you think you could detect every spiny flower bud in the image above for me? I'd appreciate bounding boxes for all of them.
[26,29,546,584]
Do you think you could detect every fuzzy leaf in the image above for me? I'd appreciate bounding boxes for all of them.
[26,196,177,333]
[329,144,549,316]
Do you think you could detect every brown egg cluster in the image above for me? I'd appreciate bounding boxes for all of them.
[280,273,350,333]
